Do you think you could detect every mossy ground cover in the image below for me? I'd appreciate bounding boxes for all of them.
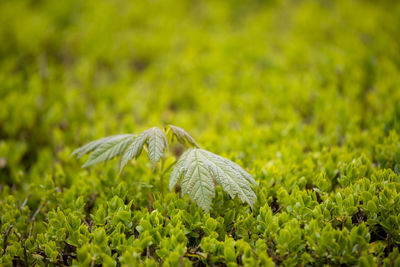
[1,0,400,266]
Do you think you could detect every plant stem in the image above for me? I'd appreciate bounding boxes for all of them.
[160,174,164,196]
[160,157,165,196]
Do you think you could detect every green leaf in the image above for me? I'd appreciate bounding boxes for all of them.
[120,131,148,174]
[146,127,168,167]
[168,125,199,147]
[81,134,134,168]
[74,127,170,173]
[169,148,257,212]
[72,135,128,158]
[170,148,215,211]
[119,127,168,171]
[169,147,191,190]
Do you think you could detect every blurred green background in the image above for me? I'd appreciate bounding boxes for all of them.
[1,0,400,265]
[1,0,399,183]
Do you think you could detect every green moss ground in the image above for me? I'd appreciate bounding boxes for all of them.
[1,0,400,266]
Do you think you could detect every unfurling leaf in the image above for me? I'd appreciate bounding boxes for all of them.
[81,134,135,168]
[169,148,257,212]
[73,127,169,172]
[73,126,257,212]
[168,125,199,147]
[120,127,168,172]
[119,132,148,174]
[146,127,169,167]
[72,135,127,159]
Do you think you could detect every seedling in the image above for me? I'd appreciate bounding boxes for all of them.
[72,125,257,212]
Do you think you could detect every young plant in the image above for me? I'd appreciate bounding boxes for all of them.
[72,125,257,212]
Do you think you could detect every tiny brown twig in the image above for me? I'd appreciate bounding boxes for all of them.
[29,200,46,223]
[21,194,30,209]
[191,244,201,253]
[82,218,92,231]
[13,230,28,266]
[29,200,46,237]
[2,225,14,256]
[228,224,236,237]
[179,255,183,267]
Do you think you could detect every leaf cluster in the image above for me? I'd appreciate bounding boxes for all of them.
[72,125,257,212]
